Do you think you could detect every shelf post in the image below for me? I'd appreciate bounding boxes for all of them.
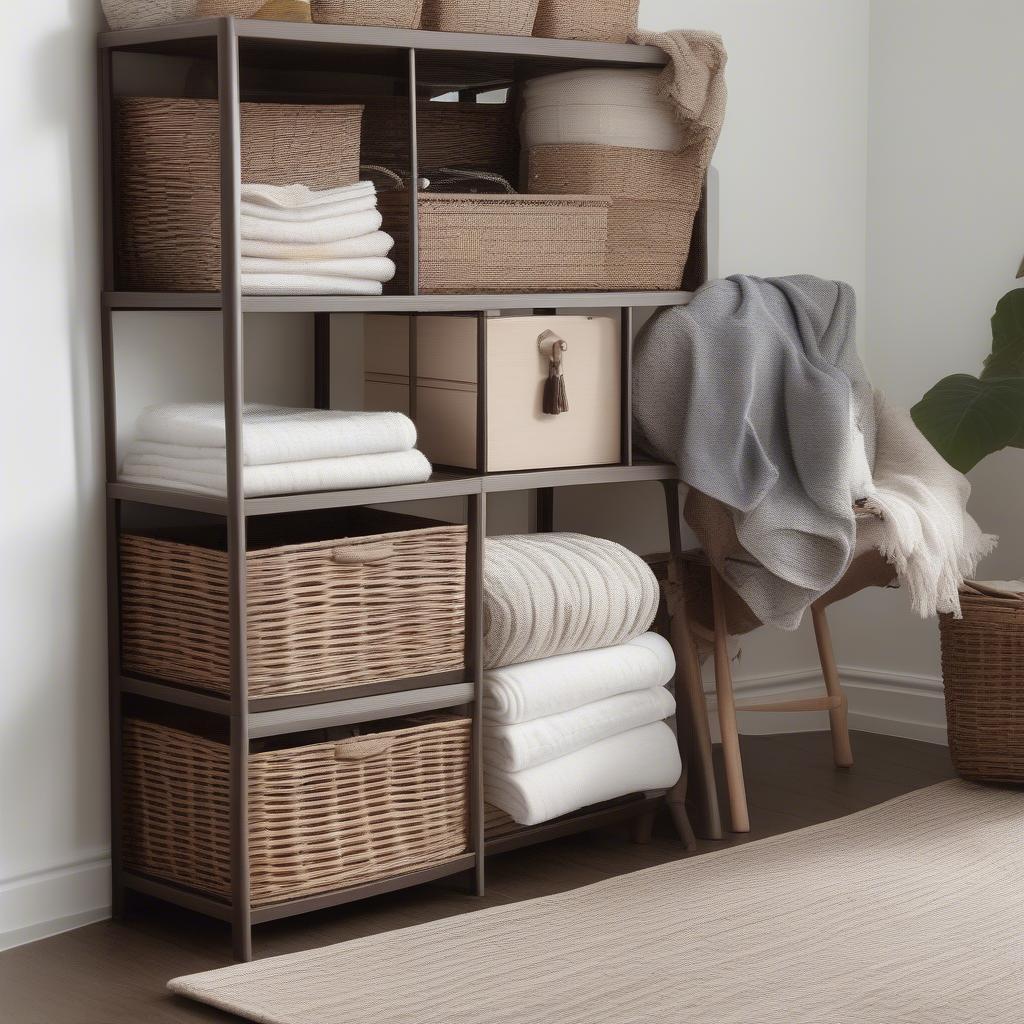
[313,312,331,410]
[620,306,633,466]
[467,491,486,896]
[407,48,419,296]
[218,16,253,962]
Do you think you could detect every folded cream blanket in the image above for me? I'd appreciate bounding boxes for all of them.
[133,404,417,464]
[241,209,383,245]
[240,181,376,209]
[240,257,395,281]
[484,721,682,826]
[120,448,431,498]
[483,533,660,669]
[240,195,377,223]
[482,632,675,725]
[241,232,394,261]
[241,274,384,296]
[484,685,676,772]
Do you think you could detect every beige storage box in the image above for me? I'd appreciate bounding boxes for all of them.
[364,314,621,473]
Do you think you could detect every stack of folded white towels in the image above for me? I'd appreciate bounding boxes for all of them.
[482,533,682,827]
[241,181,395,296]
[119,403,431,497]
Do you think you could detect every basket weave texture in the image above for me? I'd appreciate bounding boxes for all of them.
[533,0,638,42]
[115,98,362,292]
[940,592,1024,783]
[102,0,196,30]
[421,0,539,36]
[123,715,471,906]
[196,0,311,18]
[120,518,467,699]
[528,144,703,291]
[379,192,610,294]
[311,0,421,27]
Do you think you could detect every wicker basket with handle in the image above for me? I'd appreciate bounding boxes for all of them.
[940,589,1024,783]
[115,98,362,292]
[421,0,539,36]
[122,714,471,906]
[311,0,421,27]
[533,0,638,43]
[120,509,467,700]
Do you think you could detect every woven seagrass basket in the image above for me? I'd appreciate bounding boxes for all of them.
[527,143,703,291]
[102,0,196,30]
[533,0,638,43]
[115,98,362,292]
[940,590,1024,783]
[379,191,610,294]
[311,0,421,28]
[120,509,467,699]
[196,0,311,18]
[421,0,539,36]
[122,714,471,905]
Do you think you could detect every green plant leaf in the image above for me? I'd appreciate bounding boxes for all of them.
[984,288,1024,370]
[910,373,1024,472]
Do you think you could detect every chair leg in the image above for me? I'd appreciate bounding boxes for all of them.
[665,770,698,851]
[811,602,854,769]
[631,806,657,845]
[710,568,750,833]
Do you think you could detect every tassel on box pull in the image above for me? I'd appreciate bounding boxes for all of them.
[539,330,569,416]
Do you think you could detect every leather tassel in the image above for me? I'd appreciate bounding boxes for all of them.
[543,364,569,415]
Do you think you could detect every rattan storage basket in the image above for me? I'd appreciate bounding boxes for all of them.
[421,0,539,36]
[122,714,471,906]
[940,591,1024,783]
[311,0,421,27]
[528,143,702,291]
[120,509,467,699]
[196,0,311,18]
[533,0,638,43]
[115,98,362,292]
[379,191,610,294]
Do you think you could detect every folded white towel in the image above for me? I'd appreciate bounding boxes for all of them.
[241,209,383,245]
[120,448,432,498]
[485,721,682,826]
[484,686,676,772]
[482,632,675,725]
[240,181,376,210]
[240,257,396,283]
[241,194,377,222]
[241,232,395,261]
[133,404,417,465]
[241,274,384,296]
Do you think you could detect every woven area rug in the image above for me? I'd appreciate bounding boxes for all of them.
[170,781,1024,1023]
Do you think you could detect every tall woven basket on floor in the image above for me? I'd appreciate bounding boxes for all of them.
[940,590,1024,783]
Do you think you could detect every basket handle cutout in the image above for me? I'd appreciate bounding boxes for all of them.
[332,542,396,566]
[334,734,395,761]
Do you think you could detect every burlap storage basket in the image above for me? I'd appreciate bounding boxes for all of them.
[527,144,703,291]
[940,591,1024,783]
[122,714,471,906]
[379,191,610,294]
[421,0,539,36]
[311,0,421,27]
[196,0,311,18]
[533,0,638,43]
[115,98,362,292]
[120,510,467,699]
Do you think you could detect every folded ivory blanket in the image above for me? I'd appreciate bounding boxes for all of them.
[634,276,877,629]
[240,257,395,281]
[240,195,377,223]
[132,404,417,464]
[482,632,675,725]
[240,209,383,245]
[241,232,394,261]
[483,533,660,669]
[241,181,376,209]
[485,721,682,826]
[484,685,676,772]
[241,274,383,296]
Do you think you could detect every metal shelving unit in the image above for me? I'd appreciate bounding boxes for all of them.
[99,15,722,963]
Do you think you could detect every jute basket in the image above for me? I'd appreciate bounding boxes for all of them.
[527,143,703,291]
[421,0,539,36]
[379,191,610,294]
[123,714,471,906]
[196,0,311,18]
[102,0,196,30]
[533,0,638,43]
[940,591,1024,783]
[115,98,362,292]
[311,0,421,27]
[120,509,467,699]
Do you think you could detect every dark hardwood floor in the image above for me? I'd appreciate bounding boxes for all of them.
[1,731,956,1024]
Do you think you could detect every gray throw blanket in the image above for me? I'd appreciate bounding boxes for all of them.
[634,275,876,628]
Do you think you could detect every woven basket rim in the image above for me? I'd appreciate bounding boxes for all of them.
[418,192,613,208]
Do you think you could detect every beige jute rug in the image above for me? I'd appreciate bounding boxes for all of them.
[170,781,1023,1023]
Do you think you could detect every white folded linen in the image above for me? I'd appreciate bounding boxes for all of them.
[484,721,682,826]
[240,257,395,282]
[241,232,395,261]
[241,274,384,296]
[241,194,377,222]
[240,181,376,210]
[240,209,383,245]
[482,632,675,725]
[133,404,417,465]
[120,448,432,498]
[484,685,676,772]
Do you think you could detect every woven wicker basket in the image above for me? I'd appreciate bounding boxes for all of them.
[123,714,471,906]
[120,509,467,699]
[115,98,362,292]
[940,591,1024,783]
[196,0,311,18]
[528,144,702,291]
[421,0,539,36]
[533,0,638,42]
[379,191,610,294]
[311,0,421,27]
[102,0,196,30]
